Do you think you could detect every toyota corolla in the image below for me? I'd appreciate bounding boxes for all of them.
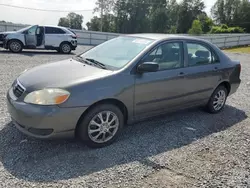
[7,34,241,148]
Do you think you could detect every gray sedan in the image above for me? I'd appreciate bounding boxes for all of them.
[6,34,241,148]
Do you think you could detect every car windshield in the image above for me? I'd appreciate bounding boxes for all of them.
[80,36,154,69]
[17,25,33,32]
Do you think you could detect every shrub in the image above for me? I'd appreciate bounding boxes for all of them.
[210,25,244,33]
[188,20,203,35]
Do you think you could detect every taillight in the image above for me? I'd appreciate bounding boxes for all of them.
[71,35,77,39]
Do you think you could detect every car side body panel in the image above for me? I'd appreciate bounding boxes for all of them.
[1,25,77,50]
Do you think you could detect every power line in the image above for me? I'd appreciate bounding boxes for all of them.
[0,3,93,12]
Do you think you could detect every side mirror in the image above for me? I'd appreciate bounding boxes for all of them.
[137,62,159,73]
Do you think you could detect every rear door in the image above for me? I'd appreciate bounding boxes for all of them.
[181,41,221,104]
[24,25,38,47]
[44,27,66,47]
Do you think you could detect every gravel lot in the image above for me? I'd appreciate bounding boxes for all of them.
[0,46,249,188]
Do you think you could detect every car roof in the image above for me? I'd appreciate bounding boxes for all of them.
[127,33,205,42]
[41,25,67,30]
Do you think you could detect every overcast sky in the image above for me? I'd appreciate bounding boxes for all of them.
[0,0,216,28]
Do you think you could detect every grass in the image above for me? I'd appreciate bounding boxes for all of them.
[224,46,250,53]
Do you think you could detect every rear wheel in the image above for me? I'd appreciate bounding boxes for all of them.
[206,85,228,113]
[77,104,124,148]
[9,40,23,53]
[60,42,72,54]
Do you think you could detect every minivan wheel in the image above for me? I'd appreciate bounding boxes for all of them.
[77,104,124,148]
[207,86,228,114]
[60,42,72,54]
[9,40,23,53]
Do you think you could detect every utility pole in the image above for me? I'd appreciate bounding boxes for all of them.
[100,0,104,32]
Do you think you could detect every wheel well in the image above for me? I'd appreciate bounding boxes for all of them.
[219,81,231,94]
[75,99,128,135]
[60,41,71,47]
[7,39,24,48]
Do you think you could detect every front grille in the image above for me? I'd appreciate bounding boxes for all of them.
[13,81,25,98]
[0,34,4,41]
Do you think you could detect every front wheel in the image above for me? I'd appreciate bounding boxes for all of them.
[77,104,124,148]
[9,40,23,53]
[206,86,228,114]
[60,42,72,54]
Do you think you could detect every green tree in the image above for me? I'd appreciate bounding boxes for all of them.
[87,14,116,32]
[177,0,205,33]
[211,0,250,32]
[58,17,70,28]
[197,13,214,33]
[86,16,100,31]
[58,12,83,29]
[188,19,203,35]
[168,26,177,34]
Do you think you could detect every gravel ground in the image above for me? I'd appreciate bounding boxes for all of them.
[0,47,249,188]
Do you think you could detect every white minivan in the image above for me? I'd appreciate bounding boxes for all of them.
[0,25,77,54]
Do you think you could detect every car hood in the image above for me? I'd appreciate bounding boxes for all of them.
[0,31,16,35]
[18,58,113,90]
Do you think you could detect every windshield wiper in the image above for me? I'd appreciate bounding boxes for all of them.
[73,56,107,70]
[85,58,107,69]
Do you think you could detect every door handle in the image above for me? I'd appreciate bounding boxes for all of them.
[214,67,218,70]
[178,72,185,76]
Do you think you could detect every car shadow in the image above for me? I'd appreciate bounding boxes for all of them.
[0,50,75,56]
[0,105,247,182]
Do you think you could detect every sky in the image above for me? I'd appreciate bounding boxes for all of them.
[0,0,216,28]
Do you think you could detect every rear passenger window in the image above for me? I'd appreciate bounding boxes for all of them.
[45,27,65,34]
[187,43,218,66]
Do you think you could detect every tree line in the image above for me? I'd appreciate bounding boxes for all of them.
[58,0,250,34]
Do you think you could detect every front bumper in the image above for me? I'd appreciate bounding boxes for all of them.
[7,89,87,139]
[71,40,77,50]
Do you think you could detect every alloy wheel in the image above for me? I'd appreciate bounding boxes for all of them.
[88,111,119,144]
[62,44,71,53]
[10,41,21,52]
[213,90,226,111]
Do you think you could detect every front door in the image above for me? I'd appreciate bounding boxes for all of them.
[25,25,38,48]
[134,41,186,118]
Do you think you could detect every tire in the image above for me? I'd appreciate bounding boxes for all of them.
[77,104,124,148]
[60,42,72,54]
[206,85,228,114]
[8,40,23,53]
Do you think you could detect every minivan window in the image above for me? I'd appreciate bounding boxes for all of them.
[81,36,154,69]
[27,25,37,35]
[45,27,65,34]
[187,43,217,66]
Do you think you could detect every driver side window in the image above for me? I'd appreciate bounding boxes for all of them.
[27,26,37,35]
[144,42,184,71]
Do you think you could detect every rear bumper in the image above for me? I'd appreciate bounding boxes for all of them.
[229,80,241,96]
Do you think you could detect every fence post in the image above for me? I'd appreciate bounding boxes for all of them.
[237,36,240,46]
[5,25,7,32]
[90,32,92,45]
[224,37,227,48]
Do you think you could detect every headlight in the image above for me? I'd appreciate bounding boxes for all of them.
[24,88,70,105]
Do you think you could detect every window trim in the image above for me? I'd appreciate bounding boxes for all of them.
[134,40,185,73]
[184,40,220,67]
[45,27,66,34]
